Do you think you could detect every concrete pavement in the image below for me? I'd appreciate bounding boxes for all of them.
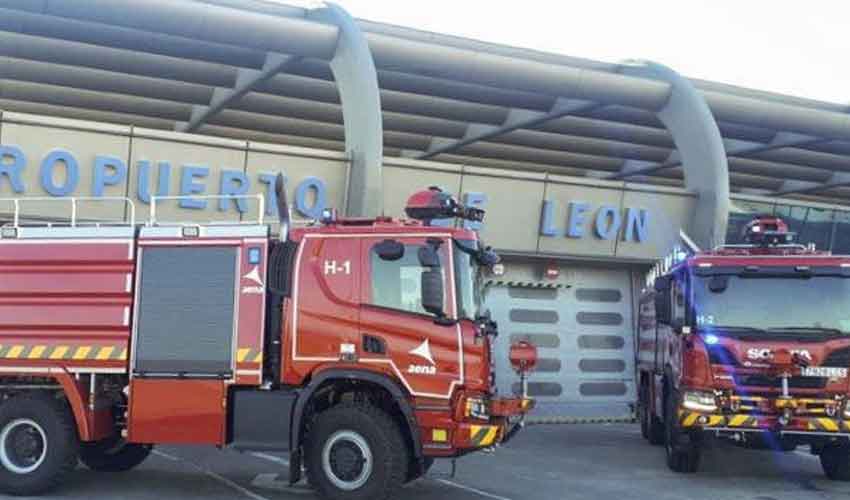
[10,424,850,500]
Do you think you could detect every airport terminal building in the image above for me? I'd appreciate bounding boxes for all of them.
[2,0,850,420]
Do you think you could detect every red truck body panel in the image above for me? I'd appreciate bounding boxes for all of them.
[0,238,134,372]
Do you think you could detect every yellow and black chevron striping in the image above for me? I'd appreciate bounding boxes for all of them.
[678,411,758,428]
[469,425,499,447]
[0,344,127,361]
[237,348,263,364]
[679,412,725,427]
[807,418,846,432]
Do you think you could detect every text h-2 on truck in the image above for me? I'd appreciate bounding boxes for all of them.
[638,216,850,478]
[0,178,536,499]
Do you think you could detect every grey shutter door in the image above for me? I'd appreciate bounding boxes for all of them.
[486,268,636,422]
[134,246,238,376]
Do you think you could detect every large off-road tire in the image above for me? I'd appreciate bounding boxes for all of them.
[664,389,701,473]
[640,382,664,446]
[820,445,850,480]
[80,437,152,472]
[305,403,407,500]
[405,456,434,483]
[0,393,79,496]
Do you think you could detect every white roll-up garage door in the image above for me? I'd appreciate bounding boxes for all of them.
[485,268,636,423]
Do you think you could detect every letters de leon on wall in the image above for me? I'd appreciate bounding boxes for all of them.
[539,200,650,243]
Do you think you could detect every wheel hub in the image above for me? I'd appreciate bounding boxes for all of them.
[322,430,373,491]
[0,419,48,474]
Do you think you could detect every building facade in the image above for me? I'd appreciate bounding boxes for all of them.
[3,110,846,421]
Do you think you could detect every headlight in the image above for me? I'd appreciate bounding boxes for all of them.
[682,390,717,412]
[843,401,850,419]
[464,397,490,421]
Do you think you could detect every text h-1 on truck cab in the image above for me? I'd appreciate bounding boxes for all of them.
[638,216,850,478]
[0,178,535,499]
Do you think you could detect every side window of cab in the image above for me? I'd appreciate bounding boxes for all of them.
[367,239,448,315]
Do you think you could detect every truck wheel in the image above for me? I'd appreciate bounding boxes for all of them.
[0,394,79,496]
[640,384,664,446]
[664,390,700,473]
[820,445,850,480]
[405,456,434,483]
[305,403,407,500]
[80,437,152,472]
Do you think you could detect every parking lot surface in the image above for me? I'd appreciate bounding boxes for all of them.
[9,423,850,500]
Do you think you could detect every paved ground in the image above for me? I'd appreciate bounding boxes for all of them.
[8,423,850,500]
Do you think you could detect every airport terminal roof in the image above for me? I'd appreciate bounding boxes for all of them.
[1,0,850,205]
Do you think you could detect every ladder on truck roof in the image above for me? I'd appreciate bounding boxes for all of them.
[0,194,269,240]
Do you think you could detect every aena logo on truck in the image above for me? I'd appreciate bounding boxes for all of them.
[408,339,437,375]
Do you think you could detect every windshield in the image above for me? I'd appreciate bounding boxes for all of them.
[454,239,483,320]
[692,274,850,335]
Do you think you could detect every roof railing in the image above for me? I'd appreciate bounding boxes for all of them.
[149,194,265,226]
[0,196,136,228]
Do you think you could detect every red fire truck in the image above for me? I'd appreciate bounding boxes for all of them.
[0,179,535,499]
[638,216,850,478]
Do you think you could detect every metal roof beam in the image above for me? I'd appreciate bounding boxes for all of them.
[176,52,298,133]
[416,98,600,159]
[773,172,850,196]
[608,131,827,180]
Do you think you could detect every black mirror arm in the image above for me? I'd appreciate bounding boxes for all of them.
[434,315,457,326]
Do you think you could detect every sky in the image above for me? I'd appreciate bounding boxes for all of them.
[282,0,850,106]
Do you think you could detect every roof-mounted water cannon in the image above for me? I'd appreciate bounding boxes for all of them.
[405,186,485,225]
[744,216,795,247]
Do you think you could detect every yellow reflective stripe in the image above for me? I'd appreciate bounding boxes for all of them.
[73,346,91,360]
[729,415,749,427]
[707,415,725,426]
[821,419,839,432]
[481,426,498,446]
[470,425,498,446]
[28,346,46,359]
[6,346,24,359]
[96,347,114,360]
[119,348,128,360]
[237,348,250,362]
[253,352,263,363]
[682,413,699,427]
[50,346,69,360]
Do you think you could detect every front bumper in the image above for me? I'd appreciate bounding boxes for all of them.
[453,396,535,449]
[679,402,850,436]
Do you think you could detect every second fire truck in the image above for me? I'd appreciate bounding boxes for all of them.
[638,217,850,479]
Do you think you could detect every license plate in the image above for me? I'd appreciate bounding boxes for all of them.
[801,366,848,378]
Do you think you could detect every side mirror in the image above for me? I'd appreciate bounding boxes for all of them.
[418,246,440,268]
[654,289,672,325]
[375,239,405,261]
[708,275,729,293]
[654,275,671,292]
[421,269,444,317]
[477,246,500,267]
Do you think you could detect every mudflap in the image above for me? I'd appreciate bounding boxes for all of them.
[289,448,302,485]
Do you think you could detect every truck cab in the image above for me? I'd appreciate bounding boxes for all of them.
[0,184,535,499]
[638,217,850,479]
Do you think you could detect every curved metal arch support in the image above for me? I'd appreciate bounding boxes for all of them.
[620,60,730,249]
[310,3,383,217]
